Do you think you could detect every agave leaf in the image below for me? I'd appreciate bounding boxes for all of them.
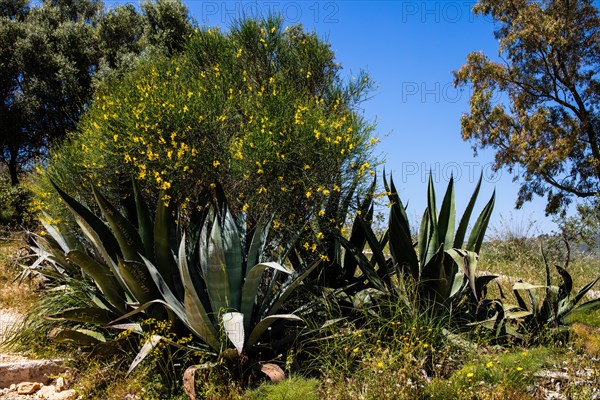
[153,193,178,285]
[241,262,290,334]
[177,237,219,350]
[265,259,321,317]
[46,307,114,325]
[117,258,158,304]
[570,297,600,315]
[246,220,270,275]
[36,235,72,274]
[356,216,391,284]
[571,275,600,308]
[465,190,495,253]
[424,174,439,265]
[246,314,303,348]
[555,266,573,302]
[66,250,126,313]
[92,186,146,263]
[474,275,499,300]
[40,214,71,253]
[221,208,243,310]
[446,248,478,300]
[132,178,154,261]
[505,310,534,319]
[222,312,245,354]
[127,334,162,375]
[513,284,529,310]
[438,176,456,251]
[338,235,386,291]
[50,179,121,266]
[454,173,482,248]
[513,282,548,291]
[384,173,418,279]
[50,328,106,346]
[342,189,375,281]
[420,245,446,302]
[205,216,230,313]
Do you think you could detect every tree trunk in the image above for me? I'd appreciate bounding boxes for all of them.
[8,156,19,186]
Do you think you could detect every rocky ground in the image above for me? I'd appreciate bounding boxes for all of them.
[0,310,76,400]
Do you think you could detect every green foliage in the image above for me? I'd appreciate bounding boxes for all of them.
[32,16,377,237]
[246,376,320,400]
[453,0,600,213]
[31,178,316,380]
[426,347,556,399]
[0,0,193,187]
[337,173,497,321]
[505,246,600,338]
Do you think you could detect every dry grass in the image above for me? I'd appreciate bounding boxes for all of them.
[0,230,40,312]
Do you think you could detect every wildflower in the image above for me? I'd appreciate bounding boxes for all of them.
[319,254,330,261]
[466,372,474,378]
[306,191,312,198]
[213,160,220,167]
[352,347,359,354]
[316,232,324,240]
[486,362,493,368]
[516,367,523,371]
[242,203,249,212]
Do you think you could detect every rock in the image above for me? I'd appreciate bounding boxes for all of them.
[52,389,77,400]
[0,360,66,388]
[16,381,42,395]
[55,377,67,392]
[9,384,16,391]
[35,384,56,397]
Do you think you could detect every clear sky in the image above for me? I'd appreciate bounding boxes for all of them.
[164,1,558,235]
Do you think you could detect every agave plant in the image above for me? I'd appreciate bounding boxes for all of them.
[31,179,316,366]
[506,246,600,337]
[339,172,498,317]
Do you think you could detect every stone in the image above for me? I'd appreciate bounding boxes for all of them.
[0,360,66,388]
[55,377,67,392]
[50,389,77,400]
[16,381,42,395]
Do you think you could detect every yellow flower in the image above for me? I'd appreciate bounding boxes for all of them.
[318,210,325,216]
[352,347,359,354]
[213,160,220,168]
[113,134,118,142]
[242,203,249,212]
[516,367,523,371]
[316,232,324,240]
[466,372,474,378]
[305,191,312,198]
[486,361,493,368]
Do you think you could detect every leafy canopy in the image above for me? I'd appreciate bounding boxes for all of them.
[453,0,600,213]
[0,0,192,186]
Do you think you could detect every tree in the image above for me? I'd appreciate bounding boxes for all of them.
[453,0,600,214]
[0,0,192,186]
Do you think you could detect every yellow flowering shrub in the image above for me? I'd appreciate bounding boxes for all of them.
[31,17,377,233]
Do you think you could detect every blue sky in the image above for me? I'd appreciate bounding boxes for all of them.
[179,1,556,235]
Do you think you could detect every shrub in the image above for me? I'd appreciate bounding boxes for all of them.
[30,16,378,237]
